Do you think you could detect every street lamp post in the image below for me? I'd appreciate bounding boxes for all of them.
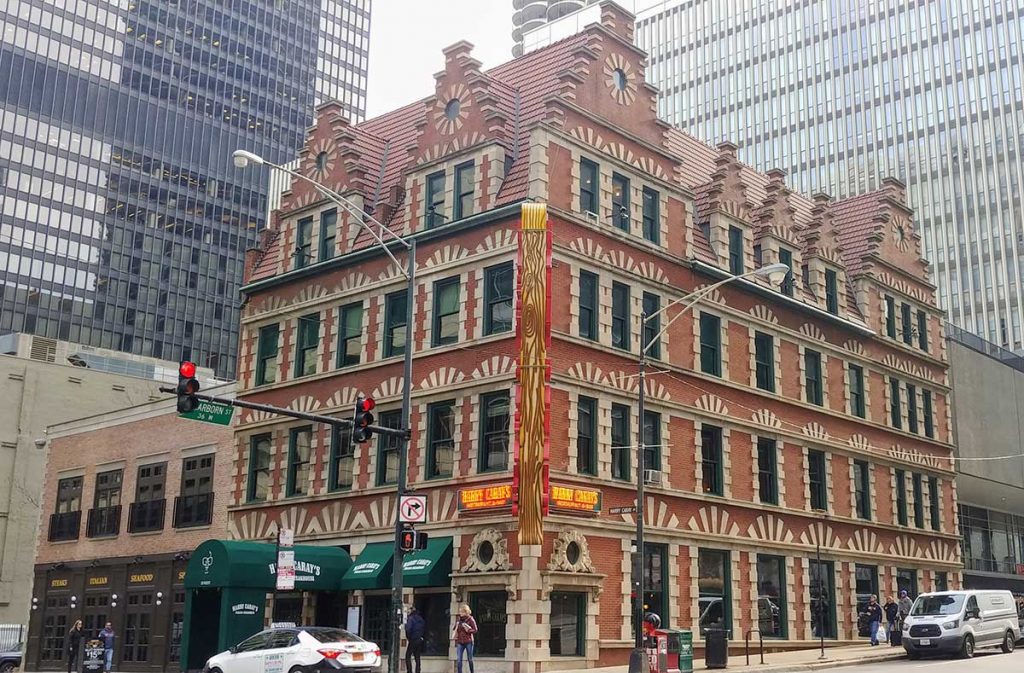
[233,150,416,673]
[628,262,789,673]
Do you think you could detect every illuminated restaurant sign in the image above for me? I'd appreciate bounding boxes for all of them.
[458,484,513,511]
[550,485,601,513]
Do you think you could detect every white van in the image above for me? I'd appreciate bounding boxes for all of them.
[903,590,1020,659]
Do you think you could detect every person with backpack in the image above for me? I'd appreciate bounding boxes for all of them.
[404,605,426,673]
[452,604,478,673]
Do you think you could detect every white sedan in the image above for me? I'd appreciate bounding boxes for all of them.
[205,627,381,673]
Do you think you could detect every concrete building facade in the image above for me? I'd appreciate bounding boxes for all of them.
[232,4,959,669]
[0,333,209,625]
[27,387,234,672]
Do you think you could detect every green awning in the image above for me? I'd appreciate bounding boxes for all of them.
[340,542,394,590]
[185,539,353,591]
[402,537,452,587]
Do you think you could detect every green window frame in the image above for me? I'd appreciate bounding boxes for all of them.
[912,473,924,528]
[255,324,279,386]
[928,476,940,530]
[375,411,402,486]
[577,396,597,476]
[483,262,513,335]
[642,292,660,359]
[643,410,661,472]
[641,186,659,243]
[778,248,794,296]
[286,426,312,497]
[578,270,598,340]
[756,554,788,638]
[901,303,913,345]
[246,434,272,503]
[319,209,337,262]
[825,269,839,314]
[295,216,313,268]
[337,302,363,368]
[611,281,630,350]
[885,295,897,338]
[700,425,723,496]
[294,313,320,378]
[854,460,871,520]
[809,559,837,639]
[922,390,934,438]
[698,548,731,635]
[699,313,722,376]
[610,403,630,481]
[579,158,598,214]
[728,226,744,275]
[425,170,445,228]
[848,364,865,418]
[383,290,408,358]
[895,469,908,525]
[808,449,827,510]
[757,437,778,505]
[754,332,775,392]
[917,310,929,351]
[612,172,630,231]
[454,161,474,220]
[479,391,510,473]
[426,401,456,480]
[890,379,902,428]
[907,383,918,433]
[328,425,353,491]
[804,349,823,406]
[432,276,461,347]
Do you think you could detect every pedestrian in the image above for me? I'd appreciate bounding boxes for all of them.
[404,605,425,673]
[864,594,883,646]
[66,619,84,673]
[99,622,116,673]
[898,590,913,621]
[883,596,900,647]
[452,604,478,673]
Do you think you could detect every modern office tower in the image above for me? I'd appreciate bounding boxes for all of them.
[0,0,371,377]
[633,0,1024,349]
[513,0,599,56]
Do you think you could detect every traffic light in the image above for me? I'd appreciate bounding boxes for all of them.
[400,527,428,552]
[176,360,200,413]
[352,395,375,443]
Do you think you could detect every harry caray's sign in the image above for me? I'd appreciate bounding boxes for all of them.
[268,560,322,582]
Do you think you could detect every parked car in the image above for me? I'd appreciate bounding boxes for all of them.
[204,626,380,673]
[0,645,21,673]
[903,590,1020,659]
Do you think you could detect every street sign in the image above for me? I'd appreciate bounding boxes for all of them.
[609,506,637,515]
[179,400,234,425]
[399,494,427,523]
[278,528,294,548]
[276,549,295,590]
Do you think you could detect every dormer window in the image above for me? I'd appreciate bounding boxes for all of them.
[454,161,474,220]
[295,216,313,269]
[825,269,839,314]
[580,158,598,215]
[728,226,743,275]
[778,248,794,296]
[425,170,445,229]
[612,173,630,231]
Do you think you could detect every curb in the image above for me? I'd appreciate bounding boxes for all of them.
[746,650,906,673]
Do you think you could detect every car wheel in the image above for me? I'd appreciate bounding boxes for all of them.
[0,662,15,673]
[960,634,975,659]
[288,666,306,673]
[1001,631,1016,654]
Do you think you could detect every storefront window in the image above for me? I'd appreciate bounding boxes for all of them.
[414,593,450,657]
[84,593,109,638]
[123,593,154,662]
[550,592,585,656]
[698,549,730,635]
[469,591,507,657]
[363,594,391,653]
[897,568,918,598]
[273,593,303,624]
[642,544,667,625]
[168,590,185,664]
[41,595,69,660]
[855,564,878,637]
[809,560,836,638]
[756,555,786,638]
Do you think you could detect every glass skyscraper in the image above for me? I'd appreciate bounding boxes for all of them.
[634,0,1024,349]
[0,0,370,377]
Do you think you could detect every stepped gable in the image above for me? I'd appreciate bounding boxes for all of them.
[804,192,843,261]
[753,169,805,247]
[702,141,759,222]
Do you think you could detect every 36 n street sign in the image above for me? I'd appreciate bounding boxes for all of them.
[179,400,234,426]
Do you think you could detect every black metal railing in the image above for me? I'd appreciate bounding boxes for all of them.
[86,505,121,537]
[946,321,1024,373]
[173,493,214,528]
[48,510,81,542]
[128,499,166,533]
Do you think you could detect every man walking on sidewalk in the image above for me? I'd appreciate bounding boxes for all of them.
[403,606,425,673]
[99,622,116,673]
[864,595,883,646]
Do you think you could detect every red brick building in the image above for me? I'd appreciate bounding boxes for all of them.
[232,3,959,669]
[28,386,234,673]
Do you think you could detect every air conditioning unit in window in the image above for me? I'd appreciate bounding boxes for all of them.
[585,210,599,223]
[643,469,663,486]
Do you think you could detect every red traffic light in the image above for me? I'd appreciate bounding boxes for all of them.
[179,361,197,378]
[360,397,375,412]
[400,531,416,552]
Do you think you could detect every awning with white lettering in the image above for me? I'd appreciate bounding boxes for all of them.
[184,539,352,591]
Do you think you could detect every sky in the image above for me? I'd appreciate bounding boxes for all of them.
[366,0,514,119]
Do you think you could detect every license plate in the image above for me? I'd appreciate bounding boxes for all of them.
[351,653,364,662]
[920,639,931,646]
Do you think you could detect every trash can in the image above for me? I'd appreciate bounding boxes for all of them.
[705,628,729,669]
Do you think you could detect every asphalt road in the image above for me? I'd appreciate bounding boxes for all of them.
[828,649,1024,673]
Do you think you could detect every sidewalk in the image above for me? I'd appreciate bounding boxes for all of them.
[548,644,907,673]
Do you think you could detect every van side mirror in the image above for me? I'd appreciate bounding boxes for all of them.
[229,646,238,654]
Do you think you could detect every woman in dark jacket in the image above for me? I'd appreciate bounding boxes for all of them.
[66,619,84,673]
[883,596,900,646]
